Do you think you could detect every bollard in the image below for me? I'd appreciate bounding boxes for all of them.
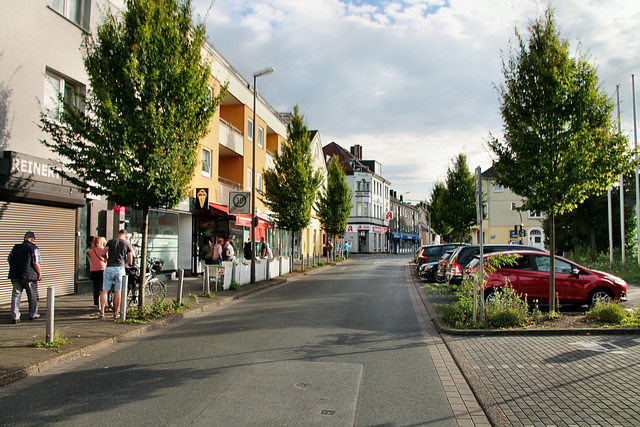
[205,265,211,294]
[46,286,55,343]
[120,275,128,321]
[177,269,184,305]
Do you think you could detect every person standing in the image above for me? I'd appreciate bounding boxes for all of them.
[344,241,350,260]
[260,236,270,259]
[99,229,133,319]
[201,238,214,265]
[86,237,107,310]
[225,237,235,262]
[8,231,42,324]
[212,238,223,265]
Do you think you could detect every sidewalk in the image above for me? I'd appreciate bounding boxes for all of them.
[0,263,336,387]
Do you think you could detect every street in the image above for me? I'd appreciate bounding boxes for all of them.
[0,255,480,426]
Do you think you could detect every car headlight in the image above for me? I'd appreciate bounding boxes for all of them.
[604,274,626,286]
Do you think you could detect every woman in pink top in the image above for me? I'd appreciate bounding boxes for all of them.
[86,236,107,309]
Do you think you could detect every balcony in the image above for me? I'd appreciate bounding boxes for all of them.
[219,118,243,156]
[218,177,243,205]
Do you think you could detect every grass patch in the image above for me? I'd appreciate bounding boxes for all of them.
[33,331,69,348]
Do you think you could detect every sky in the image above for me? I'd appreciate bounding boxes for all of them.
[192,0,640,203]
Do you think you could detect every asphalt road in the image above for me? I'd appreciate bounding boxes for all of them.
[0,255,458,426]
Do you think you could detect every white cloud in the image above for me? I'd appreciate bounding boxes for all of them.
[194,0,640,201]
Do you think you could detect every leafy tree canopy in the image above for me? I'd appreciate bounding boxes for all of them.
[488,7,634,218]
[41,0,225,211]
[443,154,476,241]
[262,105,323,233]
[316,155,352,237]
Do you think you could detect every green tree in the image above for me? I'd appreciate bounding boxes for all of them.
[41,0,225,306]
[316,155,352,248]
[262,105,323,265]
[488,8,634,310]
[427,181,453,240]
[442,154,476,241]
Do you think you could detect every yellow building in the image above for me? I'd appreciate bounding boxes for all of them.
[471,166,545,249]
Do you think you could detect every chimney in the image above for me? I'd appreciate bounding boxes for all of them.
[350,144,362,160]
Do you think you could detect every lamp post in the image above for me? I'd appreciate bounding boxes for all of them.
[251,66,274,284]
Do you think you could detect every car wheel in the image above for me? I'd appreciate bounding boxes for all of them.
[484,288,496,303]
[435,274,446,283]
[587,288,614,307]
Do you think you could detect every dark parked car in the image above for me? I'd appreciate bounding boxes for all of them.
[415,243,467,266]
[466,250,628,307]
[445,244,546,285]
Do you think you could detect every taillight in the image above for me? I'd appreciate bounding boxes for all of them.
[451,263,462,275]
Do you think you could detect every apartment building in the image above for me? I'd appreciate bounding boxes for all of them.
[471,166,545,249]
[388,191,421,253]
[0,1,320,305]
[323,142,390,253]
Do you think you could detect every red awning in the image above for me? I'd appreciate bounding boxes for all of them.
[208,202,274,229]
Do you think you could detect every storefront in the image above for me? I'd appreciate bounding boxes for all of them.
[344,223,388,253]
[0,151,86,305]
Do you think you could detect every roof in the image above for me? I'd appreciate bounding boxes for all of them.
[322,141,372,174]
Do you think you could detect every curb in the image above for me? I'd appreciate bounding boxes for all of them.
[0,275,291,388]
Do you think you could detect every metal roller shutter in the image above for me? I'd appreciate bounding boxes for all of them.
[0,202,76,306]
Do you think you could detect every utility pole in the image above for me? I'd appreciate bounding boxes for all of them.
[617,85,625,269]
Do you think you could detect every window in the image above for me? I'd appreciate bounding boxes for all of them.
[363,202,369,217]
[50,0,88,28]
[247,168,253,191]
[44,69,84,120]
[201,148,212,177]
[257,173,263,194]
[258,126,264,149]
[493,182,503,192]
[247,118,253,141]
[357,202,362,216]
[529,211,542,219]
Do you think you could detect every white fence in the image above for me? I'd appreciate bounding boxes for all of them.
[202,256,291,291]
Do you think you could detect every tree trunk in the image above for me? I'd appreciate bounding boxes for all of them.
[590,227,597,258]
[139,207,150,308]
[549,212,556,313]
[290,230,295,273]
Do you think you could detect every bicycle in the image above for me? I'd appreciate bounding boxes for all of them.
[107,258,166,310]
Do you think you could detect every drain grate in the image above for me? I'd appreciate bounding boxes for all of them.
[321,410,336,416]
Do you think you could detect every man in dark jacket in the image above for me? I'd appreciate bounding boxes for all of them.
[8,231,42,324]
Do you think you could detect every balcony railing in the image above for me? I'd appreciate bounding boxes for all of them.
[219,118,243,156]
[218,177,243,204]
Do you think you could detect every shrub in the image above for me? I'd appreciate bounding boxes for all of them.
[229,280,240,291]
[586,301,626,325]
[484,284,529,328]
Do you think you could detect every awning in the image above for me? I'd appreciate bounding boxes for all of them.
[207,202,274,229]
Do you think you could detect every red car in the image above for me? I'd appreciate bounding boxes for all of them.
[467,250,628,307]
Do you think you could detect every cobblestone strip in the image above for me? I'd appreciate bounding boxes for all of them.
[407,265,491,427]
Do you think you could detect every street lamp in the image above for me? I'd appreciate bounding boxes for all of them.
[251,66,274,284]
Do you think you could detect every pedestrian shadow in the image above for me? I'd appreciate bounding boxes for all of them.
[542,335,640,364]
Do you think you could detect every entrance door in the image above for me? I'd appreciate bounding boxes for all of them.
[529,229,544,250]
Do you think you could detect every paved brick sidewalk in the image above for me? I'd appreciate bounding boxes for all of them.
[446,334,640,427]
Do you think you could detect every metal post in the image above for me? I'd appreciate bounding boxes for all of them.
[177,269,184,305]
[46,286,55,343]
[632,74,639,272]
[617,85,626,269]
[205,265,210,294]
[119,275,127,321]
[608,186,614,270]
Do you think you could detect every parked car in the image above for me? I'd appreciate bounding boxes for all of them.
[465,250,628,307]
[419,260,439,281]
[445,244,546,285]
[415,243,468,266]
[435,250,456,283]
